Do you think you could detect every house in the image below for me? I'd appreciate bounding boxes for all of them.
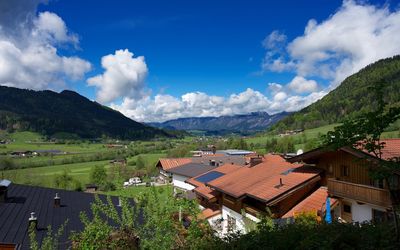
[10,151,32,157]
[288,138,400,223]
[156,153,249,184]
[167,162,219,194]
[187,154,323,235]
[85,184,98,193]
[0,181,124,249]
[156,158,192,182]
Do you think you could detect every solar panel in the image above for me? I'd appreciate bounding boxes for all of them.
[195,171,225,183]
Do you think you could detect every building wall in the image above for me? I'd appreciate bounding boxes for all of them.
[339,199,387,223]
[316,151,372,186]
[221,205,247,235]
[172,174,195,191]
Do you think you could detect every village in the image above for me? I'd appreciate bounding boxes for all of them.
[1,137,399,248]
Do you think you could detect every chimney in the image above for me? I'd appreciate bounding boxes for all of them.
[29,212,38,230]
[0,179,11,203]
[54,193,61,207]
[280,178,283,186]
[249,156,263,167]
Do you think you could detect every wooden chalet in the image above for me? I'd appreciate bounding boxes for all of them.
[288,139,400,223]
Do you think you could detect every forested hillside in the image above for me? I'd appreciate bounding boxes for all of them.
[270,55,400,132]
[0,86,171,140]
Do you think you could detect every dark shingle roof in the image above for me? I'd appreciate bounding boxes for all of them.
[0,184,121,249]
[166,163,218,178]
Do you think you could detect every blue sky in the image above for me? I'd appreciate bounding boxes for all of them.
[1,0,400,121]
[39,0,342,97]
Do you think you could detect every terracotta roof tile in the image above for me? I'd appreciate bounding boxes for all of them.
[158,158,192,171]
[187,164,242,200]
[207,154,322,202]
[200,208,221,219]
[282,187,337,218]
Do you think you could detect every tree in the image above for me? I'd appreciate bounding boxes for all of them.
[323,82,400,241]
[54,168,73,190]
[89,165,107,187]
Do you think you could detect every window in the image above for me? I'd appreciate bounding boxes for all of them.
[343,204,351,213]
[227,214,237,232]
[372,209,387,223]
[340,165,350,177]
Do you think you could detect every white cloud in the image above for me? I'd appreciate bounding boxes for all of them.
[0,1,91,90]
[111,87,327,122]
[287,76,318,93]
[262,0,400,86]
[87,49,148,103]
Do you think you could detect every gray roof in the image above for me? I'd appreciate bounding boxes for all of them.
[0,184,125,249]
[167,163,217,178]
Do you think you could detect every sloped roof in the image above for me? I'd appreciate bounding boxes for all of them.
[200,208,221,220]
[207,154,322,203]
[0,184,123,249]
[157,158,192,171]
[289,138,400,163]
[187,164,242,200]
[282,187,337,218]
[166,163,218,178]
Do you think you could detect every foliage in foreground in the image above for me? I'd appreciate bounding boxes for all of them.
[30,187,399,250]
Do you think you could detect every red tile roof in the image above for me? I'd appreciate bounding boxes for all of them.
[200,208,221,219]
[187,163,242,200]
[282,187,337,218]
[363,139,400,160]
[207,154,322,203]
[157,158,192,171]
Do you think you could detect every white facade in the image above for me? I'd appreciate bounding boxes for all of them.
[172,174,195,191]
[341,199,387,223]
[214,205,259,236]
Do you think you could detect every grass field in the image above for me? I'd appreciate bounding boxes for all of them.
[2,160,112,188]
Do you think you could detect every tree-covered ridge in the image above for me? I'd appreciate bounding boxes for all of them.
[270,55,400,132]
[0,86,171,140]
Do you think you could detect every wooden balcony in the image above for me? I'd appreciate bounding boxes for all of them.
[243,204,262,217]
[327,178,392,208]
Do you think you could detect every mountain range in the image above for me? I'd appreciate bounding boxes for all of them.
[0,86,171,140]
[148,112,289,134]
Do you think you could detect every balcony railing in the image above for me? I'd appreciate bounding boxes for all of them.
[327,178,392,208]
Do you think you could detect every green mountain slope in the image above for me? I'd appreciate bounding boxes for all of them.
[0,86,171,140]
[270,55,400,132]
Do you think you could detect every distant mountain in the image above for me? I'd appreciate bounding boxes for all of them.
[0,86,171,140]
[149,112,289,134]
[270,55,400,133]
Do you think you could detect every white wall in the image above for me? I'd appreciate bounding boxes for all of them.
[221,206,247,235]
[341,199,387,223]
[172,174,195,191]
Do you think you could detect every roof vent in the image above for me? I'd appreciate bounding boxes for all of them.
[28,212,38,230]
[0,179,11,203]
[54,193,61,208]
[274,178,284,189]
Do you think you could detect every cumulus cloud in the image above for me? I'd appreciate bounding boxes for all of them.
[87,49,148,103]
[262,0,400,86]
[0,0,91,90]
[110,87,326,122]
[287,76,318,93]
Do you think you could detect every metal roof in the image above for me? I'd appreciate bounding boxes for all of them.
[0,184,126,249]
